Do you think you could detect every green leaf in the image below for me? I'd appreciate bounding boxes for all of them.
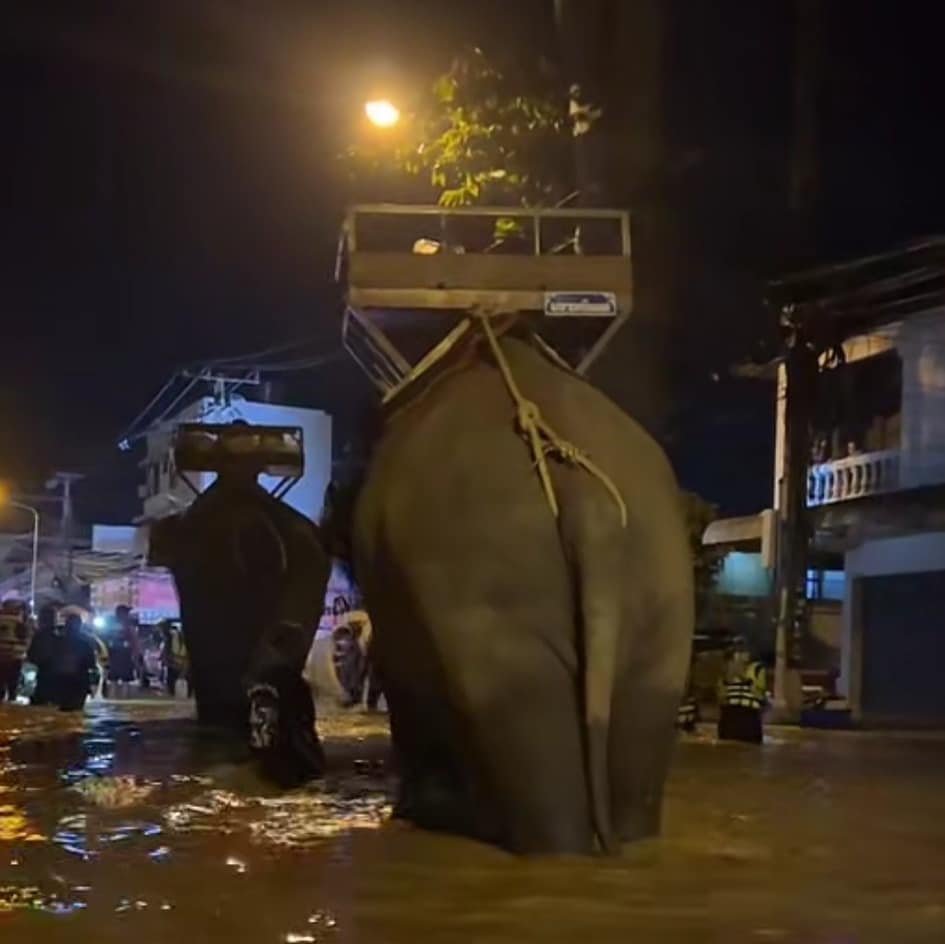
[494,217,522,238]
[433,74,457,103]
[344,47,577,209]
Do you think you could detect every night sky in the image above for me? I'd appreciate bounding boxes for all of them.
[3,1,944,523]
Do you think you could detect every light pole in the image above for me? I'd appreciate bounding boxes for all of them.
[9,501,40,617]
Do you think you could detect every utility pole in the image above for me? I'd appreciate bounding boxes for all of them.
[180,368,261,411]
[772,315,819,719]
[45,471,84,592]
[553,0,608,205]
[771,0,824,719]
[46,471,84,541]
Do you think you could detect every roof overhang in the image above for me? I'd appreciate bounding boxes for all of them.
[703,514,764,547]
[703,509,778,568]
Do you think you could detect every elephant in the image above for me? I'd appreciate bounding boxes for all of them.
[353,327,694,855]
[149,465,330,785]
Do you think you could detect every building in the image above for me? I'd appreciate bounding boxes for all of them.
[81,526,177,624]
[706,240,945,726]
[138,395,333,525]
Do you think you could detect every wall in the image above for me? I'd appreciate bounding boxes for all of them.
[715,551,771,597]
[141,396,332,524]
[839,531,945,713]
[91,525,137,554]
[898,309,945,488]
[805,601,842,673]
[90,570,180,624]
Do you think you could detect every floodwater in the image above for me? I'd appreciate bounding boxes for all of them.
[2,702,945,943]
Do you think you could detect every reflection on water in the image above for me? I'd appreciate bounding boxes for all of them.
[1,701,945,941]
[0,803,45,843]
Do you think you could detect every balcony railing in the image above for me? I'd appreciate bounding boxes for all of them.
[807,450,900,506]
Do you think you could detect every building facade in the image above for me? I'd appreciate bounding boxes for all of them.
[797,308,945,724]
[708,242,945,725]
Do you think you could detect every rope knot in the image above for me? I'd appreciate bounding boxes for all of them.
[515,399,542,432]
[554,441,583,464]
[472,310,628,528]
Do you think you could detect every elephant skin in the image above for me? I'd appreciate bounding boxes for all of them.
[150,477,330,784]
[354,335,694,854]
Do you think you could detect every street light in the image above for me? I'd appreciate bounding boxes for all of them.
[1,497,40,617]
[365,99,400,128]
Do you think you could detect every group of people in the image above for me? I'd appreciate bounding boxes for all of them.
[96,607,191,700]
[0,601,99,710]
[0,599,191,712]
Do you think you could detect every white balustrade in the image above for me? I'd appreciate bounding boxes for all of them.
[807,450,901,506]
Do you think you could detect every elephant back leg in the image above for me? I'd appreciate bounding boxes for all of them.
[417,597,596,855]
[608,586,692,845]
[364,565,474,834]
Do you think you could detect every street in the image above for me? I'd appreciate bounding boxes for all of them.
[2,702,945,942]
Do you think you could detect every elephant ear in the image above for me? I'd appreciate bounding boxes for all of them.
[230,506,288,584]
[148,516,184,568]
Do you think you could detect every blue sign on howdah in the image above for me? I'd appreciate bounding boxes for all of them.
[544,292,618,317]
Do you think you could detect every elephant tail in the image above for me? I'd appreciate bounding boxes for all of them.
[577,551,621,855]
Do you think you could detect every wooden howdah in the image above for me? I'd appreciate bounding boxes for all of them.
[337,203,634,391]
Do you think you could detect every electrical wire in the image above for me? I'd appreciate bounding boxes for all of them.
[116,335,342,448]
[182,331,333,371]
[221,351,343,373]
[115,371,184,448]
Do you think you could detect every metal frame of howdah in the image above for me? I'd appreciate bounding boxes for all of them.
[337,203,634,396]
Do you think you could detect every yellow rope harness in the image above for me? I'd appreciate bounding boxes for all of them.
[474,312,628,528]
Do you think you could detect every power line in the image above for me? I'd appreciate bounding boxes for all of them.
[116,335,342,448]
[115,371,183,448]
[222,351,343,373]
[184,331,333,370]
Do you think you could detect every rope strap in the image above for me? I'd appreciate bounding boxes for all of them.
[474,313,628,528]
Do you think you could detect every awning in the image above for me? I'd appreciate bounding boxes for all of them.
[703,510,777,568]
[702,514,764,547]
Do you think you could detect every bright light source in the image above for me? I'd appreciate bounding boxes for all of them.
[92,616,106,630]
[365,100,400,128]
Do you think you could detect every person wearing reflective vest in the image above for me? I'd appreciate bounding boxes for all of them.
[0,600,31,701]
[676,667,698,732]
[677,694,698,732]
[160,620,191,697]
[717,639,768,743]
[89,631,110,699]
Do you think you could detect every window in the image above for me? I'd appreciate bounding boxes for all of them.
[806,569,845,601]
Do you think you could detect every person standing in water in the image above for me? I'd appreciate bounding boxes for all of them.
[50,612,96,711]
[717,638,768,743]
[0,600,30,701]
[28,604,59,706]
[108,605,139,697]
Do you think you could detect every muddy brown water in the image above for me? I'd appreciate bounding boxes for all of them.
[1,700,944,943]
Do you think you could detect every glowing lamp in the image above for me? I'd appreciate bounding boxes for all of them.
[365,100,400,128]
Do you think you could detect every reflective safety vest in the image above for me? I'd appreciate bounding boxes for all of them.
[677,696,697,728]
[90,633,109,668]
[720,662,767,710]
[0,615,30,662]
[167,630,188,669]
